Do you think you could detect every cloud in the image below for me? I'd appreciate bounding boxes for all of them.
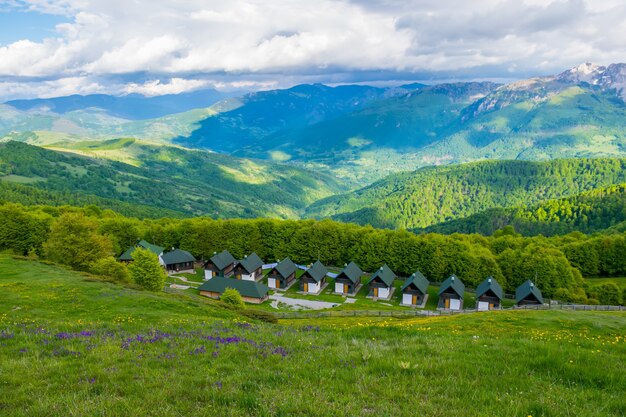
[0,0,625,99]
[123,78,210,96]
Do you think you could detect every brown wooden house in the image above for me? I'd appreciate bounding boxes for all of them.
[232,252,263,281]
[299,260,328,294]
[366,264,396,299]
[198,277,269,304]
[516,280,544,306]
[204,250,236,279]
[400,270,429,306]
[475,276,503,310]
[267,258,297,290]
[437,275,465,310]
[333,261,363,295]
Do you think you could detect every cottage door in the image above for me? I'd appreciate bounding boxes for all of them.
[412,294,417,305]
[445,298,450,309]
[373,287,378,297]
[276,280,280,289]
[304,283,308,292]
[344,284,349,294]
[489,303,494,309]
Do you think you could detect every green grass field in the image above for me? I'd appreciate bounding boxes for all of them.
[1,255,625,416]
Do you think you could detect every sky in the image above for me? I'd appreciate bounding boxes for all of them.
[0,0,625,100]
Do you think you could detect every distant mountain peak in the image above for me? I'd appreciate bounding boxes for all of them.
[556,62,605,84]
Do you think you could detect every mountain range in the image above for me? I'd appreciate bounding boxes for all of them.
[2,63,626,234]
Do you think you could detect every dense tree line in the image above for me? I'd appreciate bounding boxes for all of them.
[306,158,626,229]
[421,184,626,236]
[1,201,624,304]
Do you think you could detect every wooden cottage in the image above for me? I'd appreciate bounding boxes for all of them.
[118,239,164,263]
[366,264,396,299]
[267,258,297,290]
[400,270,429,306]
[204,250,236,279]
[198,276,269,304]
[334,261,363,295]
[233,252,263,281]
[300,260,328,294]
[161,248,196,273]
[475,276,503,310]
[515,280,544,306]
[438,275,465,310]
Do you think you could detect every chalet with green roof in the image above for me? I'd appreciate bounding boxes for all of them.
[516,280,544,306]
[161,248,196,273]
[118,240,164,263]
[366,264,396,300]
[438,275,465,310]
[300,260,328,294]
[333,261,363,295]
[401,270,429,307]
[267,258,297,290]
[204,250,236,279]
[232,252,263,282]
[475,276,503,310]
[198,276,269,304]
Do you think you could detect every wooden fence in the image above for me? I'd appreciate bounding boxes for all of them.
[273,304,625,319]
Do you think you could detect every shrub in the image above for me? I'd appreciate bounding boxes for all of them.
[128,248,167,291]
[241,309,278,323]
[90,257,129,283]
[220,288,245,309]
[594,283,621,305]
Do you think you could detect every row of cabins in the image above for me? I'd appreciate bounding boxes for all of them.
[120,244,545,308]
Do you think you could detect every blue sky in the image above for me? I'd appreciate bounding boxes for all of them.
[0,10,67,45]
[0,0,624,100]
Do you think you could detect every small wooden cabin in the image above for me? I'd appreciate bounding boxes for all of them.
[334,261,363,295]
[515,280,544,306]
[198,276,269,304]
[204,250,236,279]
[367,264,396,299]
[475,276,503,310]
[118,240,164,263]
[300,260,328,294]
[438,275,465,310]
[401,270,429,306]
[233,252,263,281]
[161,249,196,273]
[267,258,297,290]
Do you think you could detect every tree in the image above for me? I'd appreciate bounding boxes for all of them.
[594,283,621,305]
[43,212,112,271]
[128,247,167,291]
[220,288,245,309]
[90,257,130,283]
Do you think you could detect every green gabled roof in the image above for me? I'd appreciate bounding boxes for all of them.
[198,276,269,299]
[161,248,196,265]
[210,250,236,271]
[303,260,328,283]
[118,239,164,261]
[238,252,263,274]
[401,270,429,294]
[271,257,297,279]
[337,261,363,284]
[475,276,504,300]
[515,280,544,304]
[438,274,465,297]
[366,264,396,287]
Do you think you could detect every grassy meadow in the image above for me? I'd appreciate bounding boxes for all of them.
[1,255,625,416]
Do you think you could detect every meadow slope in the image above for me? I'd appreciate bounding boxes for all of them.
[1,256,625,416]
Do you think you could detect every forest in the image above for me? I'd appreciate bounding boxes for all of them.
[1,201,624,306]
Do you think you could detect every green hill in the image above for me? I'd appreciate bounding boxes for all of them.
[420,184,626,236]
[305,158,626,229]
[1,255,625,416]
[0,141,346,219]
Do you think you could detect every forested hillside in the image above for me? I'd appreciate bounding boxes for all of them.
[4,200,626,305]
[0,141,345,219]
[306,158,626,229]
[420,184,626,236]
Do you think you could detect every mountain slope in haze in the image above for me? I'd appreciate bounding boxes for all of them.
[0,141,346,219]
[305,158,626,230]
[173,83,398,153]
[418,183,626,236]
[5,89,229,120]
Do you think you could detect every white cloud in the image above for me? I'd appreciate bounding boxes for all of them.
[123,78,210,96]
[0,0,625,99]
